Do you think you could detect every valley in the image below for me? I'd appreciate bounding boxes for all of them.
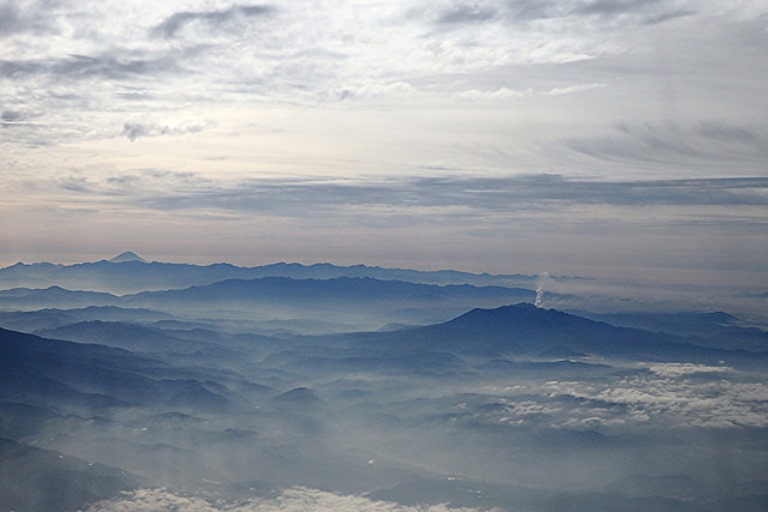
[1,255,767,511]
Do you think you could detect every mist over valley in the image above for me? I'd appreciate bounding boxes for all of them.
[1,255,767,511]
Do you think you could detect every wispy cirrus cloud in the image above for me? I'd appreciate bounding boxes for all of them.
[565,121,768,170]
[426,0,695,29]
[135,174,768,214]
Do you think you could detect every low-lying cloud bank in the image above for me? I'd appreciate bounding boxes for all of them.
[86,487,490,512]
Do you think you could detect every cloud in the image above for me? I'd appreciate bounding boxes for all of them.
[53,53,180,80]
[0,0,764,151]
[48,170,768,221]
[121,123,151,142]
[457,83,605,100]
[0,109,36,128]
[570,0,695,24]
[53,169,204,196]
[0,52,185,82]
[122,121,210,142]
[437,4,499,25]
[0,58,45,77]
[1,109,22,122]
[86,487,487,512]
[539,368,768,429]
[0,2,27,36]
[0,0,57,36]
[647,363,730,378]
[428,0,696,28]
[479,362,768,431]
[564,121,768,171]
[152,4,276,38]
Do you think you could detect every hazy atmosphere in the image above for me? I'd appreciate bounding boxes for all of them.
[2,3,768,511]
[2,0,767,284]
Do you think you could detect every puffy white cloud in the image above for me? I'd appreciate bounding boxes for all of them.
[476,362,768,430]
[540,369,768,429]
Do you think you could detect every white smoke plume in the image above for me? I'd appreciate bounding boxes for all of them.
[85,487,493,512]
[534,272,550,308]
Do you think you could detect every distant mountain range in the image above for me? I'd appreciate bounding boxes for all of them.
[0,276,538,332]
[0,252,564,293]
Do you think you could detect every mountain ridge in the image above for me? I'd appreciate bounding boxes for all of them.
[0,257,562,294]
[124,276,535,302]
[349,303,768,363]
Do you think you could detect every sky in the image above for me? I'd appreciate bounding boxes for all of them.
[1,0,767,288]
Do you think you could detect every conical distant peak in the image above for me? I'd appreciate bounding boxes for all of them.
[109,251,147,263]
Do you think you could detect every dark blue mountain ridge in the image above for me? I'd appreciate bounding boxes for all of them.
[349,303,768,362]
[123,276,535,303]
[0,327,237,411]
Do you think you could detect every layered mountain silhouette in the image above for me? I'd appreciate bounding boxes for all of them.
[0,277,538,331]
[0,254,549,293]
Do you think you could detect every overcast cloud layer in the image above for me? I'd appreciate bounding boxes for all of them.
[1,0,767,289]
